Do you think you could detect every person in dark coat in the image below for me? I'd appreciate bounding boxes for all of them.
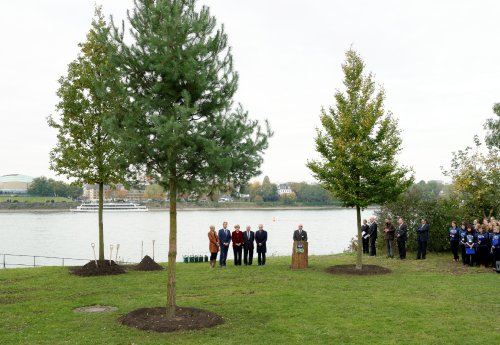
[255,224,268,266]
[416,218,430,260]
[490,225,500,269]
[459,222,467,265]
[476,225,489,268]
[383,219,396,258]
[463,224,477,266]
[396,217,408,260]
[448,221,460,262]
[218,221,231,267]
[368,217,378,256]
[243,225,255,265]
[361,219,370,254]
[293,224,308,241]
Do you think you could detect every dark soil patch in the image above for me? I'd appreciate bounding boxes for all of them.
[70,260,126,277]
[325,264,391,275]
[119,306,224,332]
[134,255,163,271]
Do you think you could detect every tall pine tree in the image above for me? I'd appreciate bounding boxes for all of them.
[307,49,413,269]
[110,0,270,316]
[48,7,125,262]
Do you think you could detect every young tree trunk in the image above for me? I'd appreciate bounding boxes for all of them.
[355,204,363,270]
[98,182,104,261]
[166,177,177,317]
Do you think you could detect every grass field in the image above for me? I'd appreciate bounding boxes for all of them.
[0,253,498,345]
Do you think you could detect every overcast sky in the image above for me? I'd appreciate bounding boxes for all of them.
[1,0,499,184]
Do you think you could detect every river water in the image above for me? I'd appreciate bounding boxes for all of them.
[0,208,374,268]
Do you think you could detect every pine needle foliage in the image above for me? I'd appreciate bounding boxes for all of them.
[109,0,271,316]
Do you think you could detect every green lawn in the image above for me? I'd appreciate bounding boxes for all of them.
[0,196,73,203]
[0,253,498,345]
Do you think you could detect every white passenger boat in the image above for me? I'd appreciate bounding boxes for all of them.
[71,202,149,212]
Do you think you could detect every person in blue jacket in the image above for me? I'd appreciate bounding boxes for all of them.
[448,221,460,262]
[459,222,468,265]
[490,224,500,270]
[463,224,477,266]
[476,225,489,268]
[218,221,232,267]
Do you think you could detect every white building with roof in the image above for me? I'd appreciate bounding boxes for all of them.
[278,183,292,195]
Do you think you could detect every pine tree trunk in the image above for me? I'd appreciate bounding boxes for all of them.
[355,205,363,270]
[98,182,104,261]
[166,177,177,317]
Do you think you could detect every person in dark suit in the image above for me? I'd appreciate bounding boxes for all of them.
[255,224,267,266]
[243,225,255,265]
[293,224,308,241]
[361,219,370,254]
[416,218,430,260]
[368,217,378,256]
[218,221,231,267]
[396,217,408,259]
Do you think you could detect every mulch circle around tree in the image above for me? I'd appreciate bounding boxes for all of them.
[134,255,163,271]
[325,264,391,276]
[70,260,126,277]
[119,306,224,332]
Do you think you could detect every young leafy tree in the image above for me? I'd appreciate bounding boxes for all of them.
[48,7,124,261]
[484,103,500,150]
[443,136,499,219]
[307,49,413,269]
[110,0,270,317]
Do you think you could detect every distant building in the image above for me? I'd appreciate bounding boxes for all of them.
[0,174,34,195]
[82,184,110,200]
[277,183,292,195]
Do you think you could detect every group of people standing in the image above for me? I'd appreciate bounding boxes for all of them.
[448,217,499,269]
[208,222,268,267]
[207,222,309,268]
[361,217,430,260]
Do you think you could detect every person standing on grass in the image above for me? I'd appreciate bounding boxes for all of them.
[207,225,219,268]
[232,224,244,266]
[396,217,407,260]
[490,225,500,269]
[243,225,255,265]
[459,222,467,265]
[488,221,498,268]
[255,224,268,266]
[361,219,370,254]
[448,221,460,262]
[218,221,231,267]
[476,225,489,268]
[383,219,395,258]
[368,216,378,256]
[416,218,430,260]
[463,224,477,266]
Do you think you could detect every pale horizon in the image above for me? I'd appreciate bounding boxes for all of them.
[1,0,498,185]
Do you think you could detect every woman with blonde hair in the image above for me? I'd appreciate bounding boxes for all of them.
[208,225,219,268]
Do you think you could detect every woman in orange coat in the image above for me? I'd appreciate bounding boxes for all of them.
[208,225,219,268]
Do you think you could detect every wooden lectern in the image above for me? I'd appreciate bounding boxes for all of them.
[291,240,308,269]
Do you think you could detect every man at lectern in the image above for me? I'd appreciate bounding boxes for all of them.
[293,224,308,241]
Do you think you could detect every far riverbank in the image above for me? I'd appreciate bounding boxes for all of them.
[0,204,379,213]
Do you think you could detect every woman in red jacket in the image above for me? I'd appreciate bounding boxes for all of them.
[232,224,244,266]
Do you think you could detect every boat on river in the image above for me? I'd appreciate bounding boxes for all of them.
[70,202,149,212]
